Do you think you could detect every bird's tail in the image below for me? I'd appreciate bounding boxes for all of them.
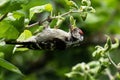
[5,39,30,45]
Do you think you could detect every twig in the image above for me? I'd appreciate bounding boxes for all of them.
[107,53,118,69]
[0,13,8,22]
[26,22,39,28]
[26,17,52,28]
[26,10,82,28]
[107,53,120,74]
[52,10,82,19]
[105,69,114,80]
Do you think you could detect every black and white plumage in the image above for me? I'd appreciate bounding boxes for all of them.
[6,27,84,50]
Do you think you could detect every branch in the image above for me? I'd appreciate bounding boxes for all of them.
[107,53,118,69]
[0,13,8,22]
[107,53,120,74]
[26,10,82,28]
[105,69,114,80]
[26,16,52,28]
[52,10,82,19]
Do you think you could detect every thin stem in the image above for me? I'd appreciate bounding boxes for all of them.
[52,10,82,19]
[0,13,8,22]
[26,16,51,28]
[107,53,118,69]
[26,10,82,28]
[105,69,114,80]
[26,22,39,28]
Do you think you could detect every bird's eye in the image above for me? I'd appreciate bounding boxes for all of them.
[79,29,84,35]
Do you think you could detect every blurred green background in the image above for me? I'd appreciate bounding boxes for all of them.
[0,0,120,80]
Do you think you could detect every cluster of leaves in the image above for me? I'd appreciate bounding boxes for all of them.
[0,0,95,77]
[66,36,120,80]
[0,0,29,76]
[0,0,119,80]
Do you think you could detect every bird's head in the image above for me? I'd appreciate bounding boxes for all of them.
[70,27,84,42]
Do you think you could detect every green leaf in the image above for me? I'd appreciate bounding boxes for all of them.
[70,16,76,28]
[87,7,96,13]
[0,0,9,8]
[0,0,10,14]
[17,30,32,41]
[12,17,25,33]
[99,58,110,67]
[6,12,25,33]
[82,0,91,6]
[80,12,87,21]
[0,0,28,14]
[0,52,4,58]
[33,26,44,34]
[0,21,19,39]
[29,3,53,19]
[104,35,112,51]
[0,71,4,80]
[112,38,119,49]
[44,3,53,12]
[0,58,23,75]
[72,62,88,72]
[65,0,78,9]
[56,17,65,27]
[104,36,119,51]
[0,45,15,58]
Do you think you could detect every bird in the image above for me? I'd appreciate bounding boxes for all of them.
[5,25,84,50]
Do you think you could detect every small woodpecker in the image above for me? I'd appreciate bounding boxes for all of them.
[6,26,84,50]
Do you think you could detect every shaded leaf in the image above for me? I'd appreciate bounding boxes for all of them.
[81,12,87,21]
[6,12,25,33]
[0,0,28,14]
[0,0,10,13]
[0,58,23,75]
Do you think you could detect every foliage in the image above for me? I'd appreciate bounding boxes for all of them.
[0,0,120,80]
[0,58,23,76]
[66,36,120,80]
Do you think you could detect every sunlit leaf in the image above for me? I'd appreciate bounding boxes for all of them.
[17,30,32,41]
[0,21,19,39]
[65,0,78,9]
[0,52,4,58]
[29,3,53,19]
[44,3,53,12]
[56,17,65,27]
[70,16,76,28]
[82,0,91,6]
[80,12,87,21]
